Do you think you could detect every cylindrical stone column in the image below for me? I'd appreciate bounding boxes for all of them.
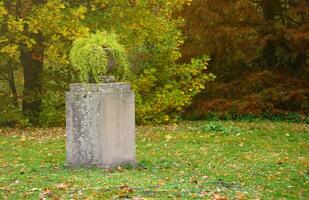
[65,83,136,168]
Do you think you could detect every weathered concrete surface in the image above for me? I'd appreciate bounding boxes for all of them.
[66,83,136,168]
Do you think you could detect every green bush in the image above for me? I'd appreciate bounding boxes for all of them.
[199,122,243,134]
[132,55,215,123]
[38,63,78,127]
[0,95,30,127]
[39,91,65,127]
[69,31,129,82]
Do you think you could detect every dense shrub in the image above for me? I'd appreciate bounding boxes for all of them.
[187,71,309,120]
[0,95,29,127]
[70,31,129,82]
[132,56,214,123]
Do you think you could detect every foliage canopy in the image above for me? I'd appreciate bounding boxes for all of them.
[0,0,213,125]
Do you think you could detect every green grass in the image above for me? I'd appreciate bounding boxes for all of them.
[0,121,308,199]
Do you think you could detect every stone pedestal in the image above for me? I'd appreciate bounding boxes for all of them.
[65,83,136,168]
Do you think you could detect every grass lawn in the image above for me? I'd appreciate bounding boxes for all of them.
[0,120,308,199]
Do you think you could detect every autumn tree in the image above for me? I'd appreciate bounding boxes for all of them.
[180,0,308,77]
[255,0,308,73]
[0,0,89,123]
[180,0,308,119]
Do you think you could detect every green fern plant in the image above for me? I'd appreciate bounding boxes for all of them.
[69,31,129,83]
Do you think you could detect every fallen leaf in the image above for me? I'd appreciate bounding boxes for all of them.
[165,135,172,141]
[39,188,52,200]
[213,193,228,200]
[55,183,67,190]
[236,192,246,200]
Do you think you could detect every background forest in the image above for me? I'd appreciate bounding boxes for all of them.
[0,0,308,127]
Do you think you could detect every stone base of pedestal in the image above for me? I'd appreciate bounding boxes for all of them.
[65,160,137,169]
[65,83,136,168]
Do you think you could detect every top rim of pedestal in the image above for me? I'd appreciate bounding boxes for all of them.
[69,82,131,92]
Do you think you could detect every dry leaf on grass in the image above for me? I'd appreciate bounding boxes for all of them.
[213,193,228,200]
[55,183,67,190]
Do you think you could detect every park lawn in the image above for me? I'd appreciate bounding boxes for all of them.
[0,121,308,199]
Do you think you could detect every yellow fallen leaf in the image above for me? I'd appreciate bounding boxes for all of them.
[165,135,172,141]
[55,183,67,190]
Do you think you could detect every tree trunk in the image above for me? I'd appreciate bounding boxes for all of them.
[7,61,18,106]
[263,38,276,68]
[2,1,18,107]
[21,33,44,124]
[261,0,278,69]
